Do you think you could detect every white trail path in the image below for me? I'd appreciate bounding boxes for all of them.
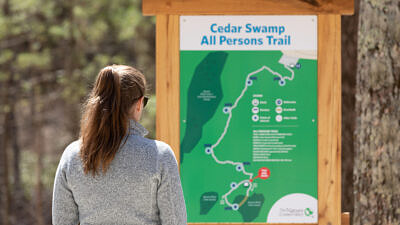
[207,64,295,209]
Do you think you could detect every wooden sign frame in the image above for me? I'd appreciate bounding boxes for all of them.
[145,1,352,224]
[143,0,354,15]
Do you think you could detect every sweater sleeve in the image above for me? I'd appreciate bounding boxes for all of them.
[52,146,79,225]
[156,144,187,225]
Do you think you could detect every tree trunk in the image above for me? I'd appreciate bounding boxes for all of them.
[0,115,11,225]
[9,73,25,224]
[354,0,400,224]
[341,0,360,218]
[0,79,12,225]
[0,1,13,224]
[31,86,45,225]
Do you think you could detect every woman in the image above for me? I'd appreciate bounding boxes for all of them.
[52,65,187,225]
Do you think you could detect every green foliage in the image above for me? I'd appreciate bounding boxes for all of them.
[20,150,58,197]
[16,51,51,69]
[0,50,14,64]
[0,0,156,223]
[141,94,156,139]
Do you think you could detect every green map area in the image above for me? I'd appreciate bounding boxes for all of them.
[180,51,318,223]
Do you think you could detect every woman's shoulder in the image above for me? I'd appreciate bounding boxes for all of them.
[59,139,81,165]
[151,139,176,159]
[126,135,170,152]
[130,136,176,161]
[153,140,178,165]
[154,140,173,152]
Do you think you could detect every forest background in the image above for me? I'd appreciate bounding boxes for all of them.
[0,0,398,224]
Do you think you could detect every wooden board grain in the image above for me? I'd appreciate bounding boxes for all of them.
[155,14,181,161]
[317,14,342,225]
[143,0,354,16]
[341,212,350,225]
[155,15,343,225]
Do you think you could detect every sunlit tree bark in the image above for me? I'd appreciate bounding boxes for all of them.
[354,0,400,224]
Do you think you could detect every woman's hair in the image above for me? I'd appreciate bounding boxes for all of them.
[79,65,146,176]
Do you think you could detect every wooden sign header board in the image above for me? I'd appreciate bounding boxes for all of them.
[145,1,352,224]
[143,0,354,16]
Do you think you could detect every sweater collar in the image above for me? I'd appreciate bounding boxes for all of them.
[128,119,149,137]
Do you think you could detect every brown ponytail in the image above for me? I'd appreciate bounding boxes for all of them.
[79,65,146,176]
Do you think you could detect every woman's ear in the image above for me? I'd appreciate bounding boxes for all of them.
[135,97,143,112]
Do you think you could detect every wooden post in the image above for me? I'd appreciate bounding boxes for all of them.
[155,15,181,160]
[317,14,342,225]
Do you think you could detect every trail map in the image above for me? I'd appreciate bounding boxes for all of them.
[180,16,318,223]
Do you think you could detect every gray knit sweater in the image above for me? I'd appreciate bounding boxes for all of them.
[52,119,187,225]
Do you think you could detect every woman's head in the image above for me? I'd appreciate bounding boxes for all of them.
[79,65,147,176]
